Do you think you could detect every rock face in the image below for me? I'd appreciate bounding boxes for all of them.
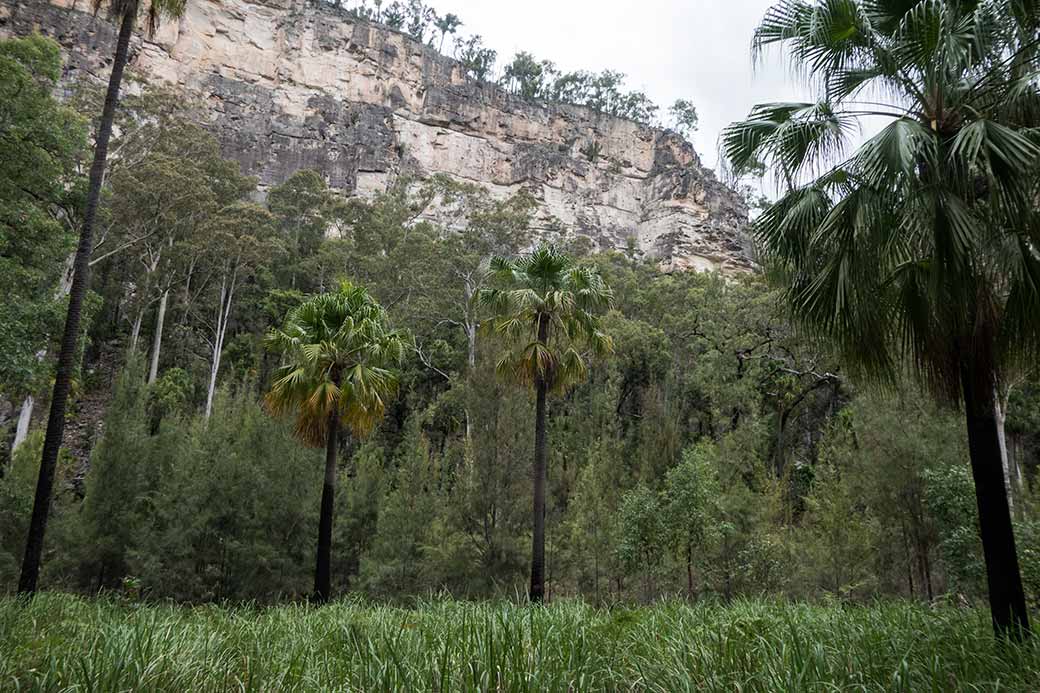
[1,0,753,272]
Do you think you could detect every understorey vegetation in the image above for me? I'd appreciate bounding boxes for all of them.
[1,38,1038,610]
[3,595,1040,692]
[2,4,1040,687]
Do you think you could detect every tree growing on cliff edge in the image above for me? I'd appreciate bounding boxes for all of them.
[19,0,189,597]
[668,99,699,138]
[434,12,462,52]
[479,245,612,603]
[722,0,1040,639]
[265,283,405,604]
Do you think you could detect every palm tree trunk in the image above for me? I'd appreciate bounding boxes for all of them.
[18,5,136,596]
[529,312,553,604]
[529,376,548,603]
[314,408,340,604]
[960,363,1030,640]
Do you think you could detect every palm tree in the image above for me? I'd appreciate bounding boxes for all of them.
[265,282,405,603]
[18,0,189,596]
[479,245,612,602]
[722,0,1040,639]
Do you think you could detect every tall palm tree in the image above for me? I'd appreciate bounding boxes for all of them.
[265,282,405,603]
[18,0,189,596]
[479,245,612,602]
[722,0,1040,638]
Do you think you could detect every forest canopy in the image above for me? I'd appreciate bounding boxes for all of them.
[0,27,1038,613]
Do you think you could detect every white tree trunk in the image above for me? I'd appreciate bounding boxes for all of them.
[148,289,169,385]
[995,386,1013,516]
[204,271,237,419]
[59,252,75,297]
[12,395,34,452]
[129,307,144,354]
[204,338,221,419]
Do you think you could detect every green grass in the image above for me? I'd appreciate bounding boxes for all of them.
[0,594,1037,691]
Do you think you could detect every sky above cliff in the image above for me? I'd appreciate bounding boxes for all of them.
[435,0,809,171]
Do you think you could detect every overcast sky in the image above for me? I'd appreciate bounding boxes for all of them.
[426,0,808,169]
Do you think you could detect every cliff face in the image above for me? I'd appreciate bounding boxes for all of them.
[1,0,753,272]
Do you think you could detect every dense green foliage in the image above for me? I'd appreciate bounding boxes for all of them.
[2,594,1039,691]
[722,0,1040,635]
[0,35,85,401]
[1,28,1040,626]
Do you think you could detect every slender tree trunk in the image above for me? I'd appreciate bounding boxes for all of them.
[593,526,601,603]
[686,544,694,597]
[18,6,136,596]
[961,363,1030,640]
[901,521,915,598]
[147,289,169,385]
[204,283,225,418]
[12,396,34,452]
[466,319,477,371]
[205,272,236,418]
[129,306,144,353]
[532,316,549,603]
[922,548,933,602]
[994,388,1013,516]
[314,407,340,604]
[1009,432,1024,500]
[774,406,789,475]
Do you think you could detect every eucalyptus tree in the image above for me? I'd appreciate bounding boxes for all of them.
[455,35,497,82]
[722,0,1040,638]
[434,12,462,52]
[267,170,334,292]
[669,99,700,137]
[479,245,612,602]
[103,123,236,359]
[663,444,720,595]
[502,52,551,99]
[202,203,279,418]
[19,0,189,597]
[265,283,405,603]
[0,36,86,455]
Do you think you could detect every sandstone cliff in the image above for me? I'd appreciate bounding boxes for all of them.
[1,0,753,272]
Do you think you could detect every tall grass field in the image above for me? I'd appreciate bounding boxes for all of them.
[1,594,1038,691]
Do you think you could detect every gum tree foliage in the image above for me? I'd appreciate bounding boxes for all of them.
[455,35,498,82]
[0,36,86,401]
[661,443,719,595]
[5,64,1040,607]
[264,169,332,292]
[497,54,662,124]
[668,99,699,137]
[617,484,666,600]
[102,120,254,366]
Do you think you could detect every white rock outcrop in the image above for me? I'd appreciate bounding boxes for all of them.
[1,0,753,271]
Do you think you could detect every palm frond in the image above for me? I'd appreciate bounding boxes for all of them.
[264,282,405,445]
